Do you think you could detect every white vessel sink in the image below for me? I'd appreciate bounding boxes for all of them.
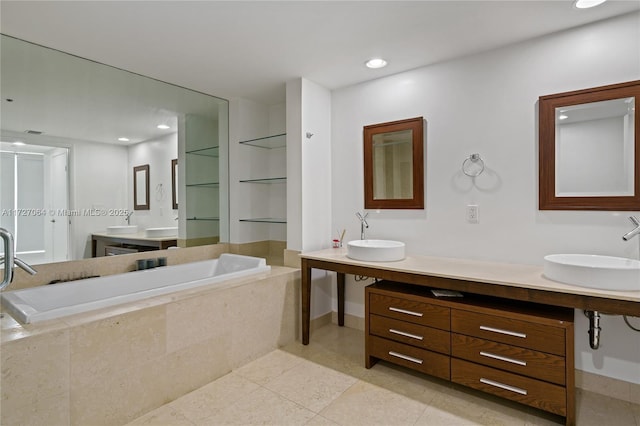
[543,254,640,291]
[106,225,138,235]
[145,227,178,238]
[347,239,406,262]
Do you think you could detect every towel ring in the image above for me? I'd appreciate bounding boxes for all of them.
[462,154,484,177]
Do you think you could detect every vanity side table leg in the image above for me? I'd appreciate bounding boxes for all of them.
[565,320,576,426]
[337,272,345,326]
[302,258,311,345]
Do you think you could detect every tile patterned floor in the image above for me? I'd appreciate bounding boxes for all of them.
[128,324,640,426]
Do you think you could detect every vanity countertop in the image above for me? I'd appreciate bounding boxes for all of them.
[300,248,640,303]
[91,232,177,242]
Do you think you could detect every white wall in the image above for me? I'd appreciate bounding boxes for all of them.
[331,13,640,383]
[127,132,178,230]
[287,78,334,319]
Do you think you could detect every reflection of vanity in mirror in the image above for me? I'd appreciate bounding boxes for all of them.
[0,34,229,264]
[539,80,639,210]
[363,117,424,209]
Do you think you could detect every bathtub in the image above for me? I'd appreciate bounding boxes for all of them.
[1,253,270,324]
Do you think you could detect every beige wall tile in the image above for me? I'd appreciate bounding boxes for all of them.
[70,355,172,426]
[70,306,166,381]
[284,249,301,268]
[165,289,231,353]
[162,336,234,403]
[1,392,70,426]
[228,274,297,368]
[1,330,70,424]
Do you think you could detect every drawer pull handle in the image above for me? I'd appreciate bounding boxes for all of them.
[480,378,528,396]
[389,351,423,364]
[389,328,424,341]
[479,325,526,339]
[389,307,423,317]
[480,351,527,366]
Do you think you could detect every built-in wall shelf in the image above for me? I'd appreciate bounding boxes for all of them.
[239,218,287,224]
[187,217,220,221]
[239,133,286,149]
[185,182,220,188]
[239,177,286,184]
[185,146,219,157]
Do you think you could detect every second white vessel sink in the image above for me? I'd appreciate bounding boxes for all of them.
[543,254,640,291]
[106,225,138,235]
[145,227,178,238]
[347,239,406,262]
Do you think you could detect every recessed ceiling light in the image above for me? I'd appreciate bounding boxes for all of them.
[12,141,25,146]
[118,137,130,142]
[157,124,170,130]
[574,0,607,9]
[365,58,387,69]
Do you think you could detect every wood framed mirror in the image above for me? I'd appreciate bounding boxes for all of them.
[539,80,640,210]
[364,117,424,209]
[133,164,150,210]
[171,159,178,210]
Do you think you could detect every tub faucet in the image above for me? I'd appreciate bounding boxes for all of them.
[622,216,640,241]
[0,227,37,291]
[125,211,133,225]
[356,211,369,240]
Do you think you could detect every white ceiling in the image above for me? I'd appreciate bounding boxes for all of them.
[1,1,639,105]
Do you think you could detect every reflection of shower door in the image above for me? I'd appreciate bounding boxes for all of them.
[0,147,69,264]
[49,150,69,262]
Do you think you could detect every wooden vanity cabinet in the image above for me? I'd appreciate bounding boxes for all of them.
[365,281,575,425]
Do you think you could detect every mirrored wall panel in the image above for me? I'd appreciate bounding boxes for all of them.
[0,35,229,264]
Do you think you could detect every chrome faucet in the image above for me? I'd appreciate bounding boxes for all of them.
[356,211,369,240]
[125,211,133,225]
[622,216,640,241]
[0,227,37,291]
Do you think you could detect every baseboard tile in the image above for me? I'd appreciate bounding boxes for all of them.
[576,369,640,405]
[310,312,332,333]
[331,311,365,331]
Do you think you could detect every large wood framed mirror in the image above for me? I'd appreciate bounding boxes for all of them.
[539,80,640,210]
[364,117,424,209]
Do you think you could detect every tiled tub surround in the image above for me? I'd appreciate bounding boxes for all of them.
[0,266,300,425]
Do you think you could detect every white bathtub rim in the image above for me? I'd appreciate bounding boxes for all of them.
[2,256,272,325]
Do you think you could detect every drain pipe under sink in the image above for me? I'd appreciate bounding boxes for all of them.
[585,310,602,350]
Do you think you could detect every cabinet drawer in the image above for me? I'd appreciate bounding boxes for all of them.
[369,293,450,330]
[451,359,566,416]
[451,334,565,385]
[369,335,450,380]
[370,314,450,355]
[451,309,565,355]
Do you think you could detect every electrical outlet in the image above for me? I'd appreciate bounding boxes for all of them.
[467,204,479,224]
